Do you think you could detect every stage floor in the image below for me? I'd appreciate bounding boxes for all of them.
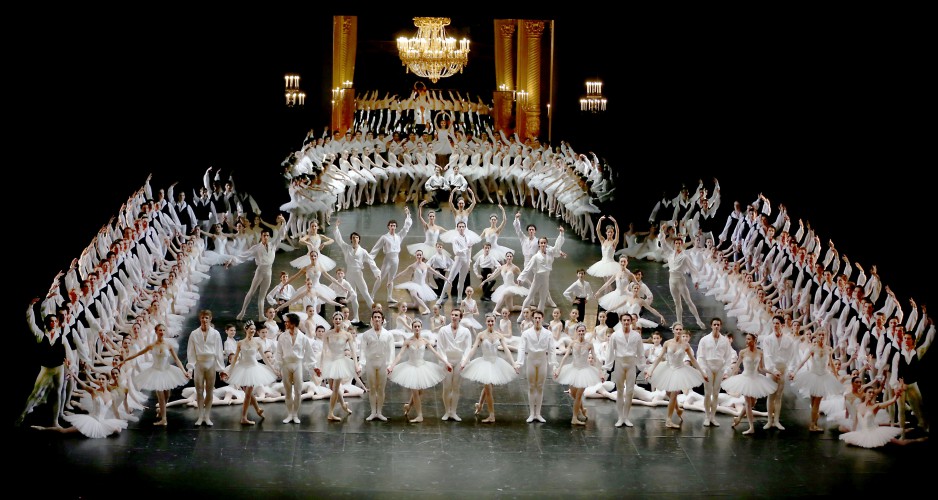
[13,203,931,498]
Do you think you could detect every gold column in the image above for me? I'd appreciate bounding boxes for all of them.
[514,20,528,140]
[492,20,516,135]
[332,16,357,133]
[520,20,545,141]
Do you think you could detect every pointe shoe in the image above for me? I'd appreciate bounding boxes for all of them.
[241,419,255,425]
[732,415,742,428]
[572,419,585,426]
[482,416,495,423]
[474,403,481,415]
[343,402,352,415]
[743,428,755,435]
[526,415,535,423]
[409,416,424,423]
[403,403,411,417]
[327,414,342,422]
[666,420,681,429]
[257,408,265,419]
[624,419,634,427]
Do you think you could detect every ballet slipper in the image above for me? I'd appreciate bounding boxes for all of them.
[241,419,255,425]
[327,414,342,422]
[743,428,755,435]
[571,418,585,426]
[409,415,424,423]
[474,403,481,415]
[666,419,681,429]
[343,402,352,415]
[376,414,388,421]
[732,415,742,428]
[257,408,265,419]
[403,403,411,417]
[154,420,167,426]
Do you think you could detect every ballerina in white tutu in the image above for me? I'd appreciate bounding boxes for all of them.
[645,324,708,429]
[586,215,621,278]
[723,332,777,435]
[407,200,449,259]
[480,251,529,313]
[393,250,445,315]
[225,321,276,425]
[289,220,336,271]
[121,324,190,426]
[388,318,453,423]
[790,331,843,432]
[473,204,511,263]
[554,323,604,426]
[461,313,519,423]
[33,373,127,438]
[317,312,361,422]
[839,385,905,448]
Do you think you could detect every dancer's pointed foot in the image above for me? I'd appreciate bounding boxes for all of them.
[236,312,245,321]
[732,414,742,428]
[474,403,481,415]
[403,403,411,417]
[342,402,352,415]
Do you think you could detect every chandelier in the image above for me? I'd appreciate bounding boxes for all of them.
[285,74,305,107]
[580,80,607,112]
[397,17,470,83]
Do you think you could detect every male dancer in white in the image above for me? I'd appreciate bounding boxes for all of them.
[437,308,472,421]
[513,213,559,308]
[236,228,281,321]
[334,219,381,326]
[186,309,224,426]
[664,237,706,329]
[603,314,643,427]
[276,313,316,424]
[761,315,797,430]
[370,207,412,302]
[696,317,736,427]
[361,310,395,421]
[518,228,565,314]
[436,221,472,307]
[516,310,557,423]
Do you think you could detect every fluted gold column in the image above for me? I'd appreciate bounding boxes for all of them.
[520,20,545,141]
[514,20,528,140]
[332,16,357,133]
[492,20,516,135]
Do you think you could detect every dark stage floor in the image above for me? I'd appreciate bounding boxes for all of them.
[12,204,932,499]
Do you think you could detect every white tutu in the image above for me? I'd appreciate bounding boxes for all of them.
[63,412,127,439]
[290,252,337,271]
[440,229,482,246]
[793,371,843,398]
[597,291,630,312]
[586,259,620,278]
[461,317,483,330]
[461,356,516,385]
[135,362,187,392]
[490,284,529,304]
[320,356,356,380]
[650,365,704,392]
[228,362,277,387]
[557,364,602,388]
[389,360,447,390]
[395,282,438,301]
[407,242,449,259]
[722,372,777,399]
[840,424,900,448]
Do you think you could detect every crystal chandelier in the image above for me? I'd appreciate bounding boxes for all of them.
[580,80,607,112]
[397,17,470,83]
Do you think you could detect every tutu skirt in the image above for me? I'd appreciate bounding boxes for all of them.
[722,373,777,398]
[650,365,704,392]
[389,361,447,390]
[461,356,517,385]
[557,364,602,388]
